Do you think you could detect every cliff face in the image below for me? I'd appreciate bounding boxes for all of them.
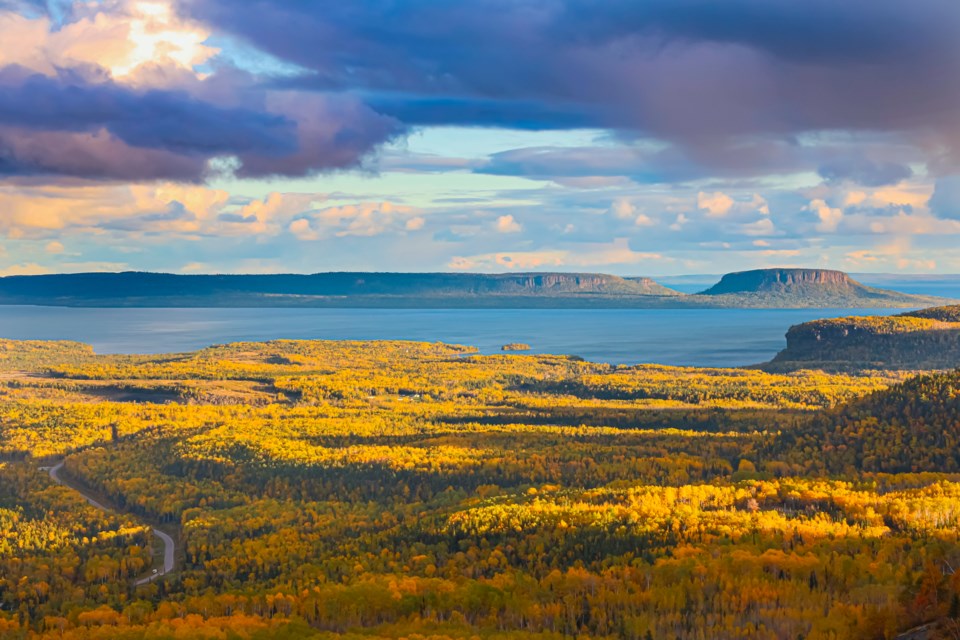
[701,269,863,296]
[766,306,960,371]
[468,273,662,294]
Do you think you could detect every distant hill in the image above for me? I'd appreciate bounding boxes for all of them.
[0,271,683,307]
[776,370,960,473]
[697,268,939,308]
[766,305,960,371]
[622,277,684,296]
[701,268,859,295]
[0,269,945,309]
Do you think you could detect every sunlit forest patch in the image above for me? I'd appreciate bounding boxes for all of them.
[0,339,958,639]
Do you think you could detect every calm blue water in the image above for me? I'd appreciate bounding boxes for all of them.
[0,306,910,366]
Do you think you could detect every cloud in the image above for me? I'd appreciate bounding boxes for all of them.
[494,214,522,233]
[607,198,654,227]
[929,176,960,220]
[697,191,734,217]
[608,198,636,220]
[44,240,64,254]
[0,262,51,276]
[6,0,957,186]
[806,199,843,232]
[0,182,328,238]
[0,1,217,84]
[669,213,689,231]
[845,238,937,271]
[289,201,418,241]
[449,238,666,271]
[405,216,425,231]
[287,217,314,241]
[741,218,775,237]
[477,140,839,184]
[2,0,958,275]
[817,157,913,187]
[0,69,296,153]
[750,194,770,216]
[180,0,960,169]
[0,3,404,181]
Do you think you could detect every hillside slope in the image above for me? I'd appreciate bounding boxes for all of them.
[776,370,960,473]
[767,305,960,371]
[697,268,940,308]
[623,276,684,296]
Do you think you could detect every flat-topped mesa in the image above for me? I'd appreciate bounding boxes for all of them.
[700,268,863,296]
[693,267,947,308]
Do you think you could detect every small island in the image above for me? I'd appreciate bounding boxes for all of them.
[501,343,531,351]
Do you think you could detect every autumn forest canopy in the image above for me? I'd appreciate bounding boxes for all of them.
[0,335,956,640]
[2,0,960,636]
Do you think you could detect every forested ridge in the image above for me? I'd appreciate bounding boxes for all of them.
[767,305,960,371]
[777,370,960,474]
[0,338,958,639]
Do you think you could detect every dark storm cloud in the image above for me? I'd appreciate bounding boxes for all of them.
[551,0,945,63]
[0,70,297,156]
[0,68,404,181]
[180,0,960,153]
[817,158,914,187]
[4,0,959,182]
[360,95,595,131]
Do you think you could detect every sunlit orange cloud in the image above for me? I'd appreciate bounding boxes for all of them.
[289,202,419,240]
[805,199,843,232]
[844,238,937,271]
[0,183,327,239]
[0,1,216,85]
[843,185,934,210]
[449,239,667,271]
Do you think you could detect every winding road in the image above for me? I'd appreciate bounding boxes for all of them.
[47,461,175,585]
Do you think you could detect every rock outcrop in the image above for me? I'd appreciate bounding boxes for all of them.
[766,305,960,371]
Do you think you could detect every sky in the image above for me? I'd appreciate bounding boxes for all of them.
[0,0,958,276]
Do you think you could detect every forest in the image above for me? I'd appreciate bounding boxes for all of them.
[0,337,958,639]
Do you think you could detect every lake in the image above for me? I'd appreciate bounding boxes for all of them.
[0,306,910,366]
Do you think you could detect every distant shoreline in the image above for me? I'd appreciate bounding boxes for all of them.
[0,268,951,309]
[0,296,944,310]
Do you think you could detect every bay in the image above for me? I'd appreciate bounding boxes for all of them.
[0,306,908,366]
